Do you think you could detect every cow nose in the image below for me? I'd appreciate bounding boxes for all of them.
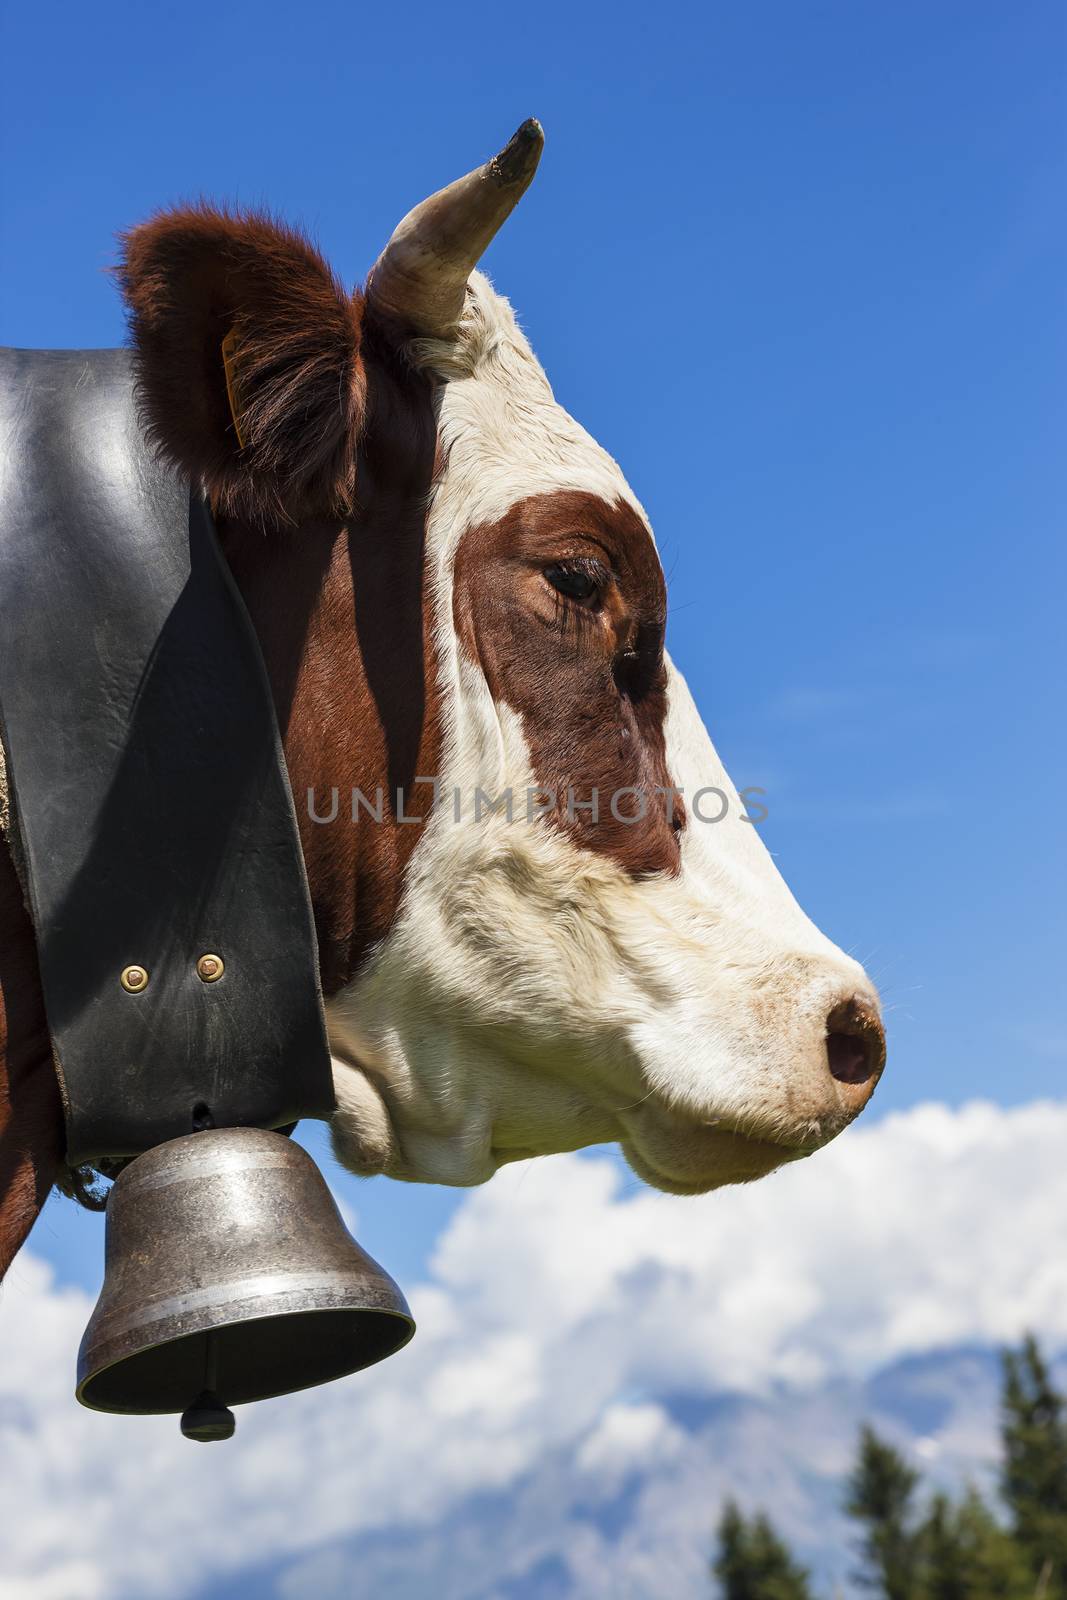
[825,993,886,1106]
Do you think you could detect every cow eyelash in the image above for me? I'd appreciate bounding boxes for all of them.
[543,558,608,605]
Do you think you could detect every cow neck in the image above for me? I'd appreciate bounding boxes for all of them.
[0,837,62,1267]
[217,349,442,998]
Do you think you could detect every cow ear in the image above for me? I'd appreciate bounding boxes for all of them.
[117,205,365,526]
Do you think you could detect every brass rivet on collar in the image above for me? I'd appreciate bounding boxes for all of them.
[121,965,149,994]
[197,953,224,983]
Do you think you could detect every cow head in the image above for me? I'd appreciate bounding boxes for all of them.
[119,121,884,1199]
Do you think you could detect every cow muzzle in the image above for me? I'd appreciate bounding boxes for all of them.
[618,982,886,1195]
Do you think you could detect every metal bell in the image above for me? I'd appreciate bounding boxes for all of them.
[76,1127,414,1439]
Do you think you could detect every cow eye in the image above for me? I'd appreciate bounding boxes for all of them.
[544,561,604,603]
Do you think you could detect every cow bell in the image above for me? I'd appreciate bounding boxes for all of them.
[76,1127,414,1441]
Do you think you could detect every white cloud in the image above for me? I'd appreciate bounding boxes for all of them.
[1,1099,1065,1600]
[576,1402,684,1479]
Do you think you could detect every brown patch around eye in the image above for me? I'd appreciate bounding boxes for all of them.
[454,490,680,878]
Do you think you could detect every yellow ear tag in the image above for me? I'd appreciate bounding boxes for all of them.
[220,327,247,449]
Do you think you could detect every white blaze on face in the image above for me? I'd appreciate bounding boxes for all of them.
[326,275,882,1195]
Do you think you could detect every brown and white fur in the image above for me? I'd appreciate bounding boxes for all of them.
[0,124,884,1277]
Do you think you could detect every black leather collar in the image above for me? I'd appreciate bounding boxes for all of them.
[0,347,334,1164]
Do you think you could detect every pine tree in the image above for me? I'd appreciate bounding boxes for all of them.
[921,1490,973,1600]
[713,1500,814,1600]
[844,1425,921,1599]
[1000,1335,1067,1598]
[918,1486,1031,1600]
[708,1337,1067,1599]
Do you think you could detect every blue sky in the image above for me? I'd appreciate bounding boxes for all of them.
[0,5,1064,1593]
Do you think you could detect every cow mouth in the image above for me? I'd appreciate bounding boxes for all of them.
[619,1112,823,1196]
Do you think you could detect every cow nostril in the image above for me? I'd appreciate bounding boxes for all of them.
[826,1031,872,1084]
[825,995,886,1087]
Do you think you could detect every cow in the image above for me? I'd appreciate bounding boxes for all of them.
[0,120,884,1279]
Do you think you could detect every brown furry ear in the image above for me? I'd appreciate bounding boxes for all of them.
[117,204,365,526]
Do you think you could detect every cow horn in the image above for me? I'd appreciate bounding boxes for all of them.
[366,119,544,336]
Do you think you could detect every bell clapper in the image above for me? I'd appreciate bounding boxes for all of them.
[180,1329,236,1443]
